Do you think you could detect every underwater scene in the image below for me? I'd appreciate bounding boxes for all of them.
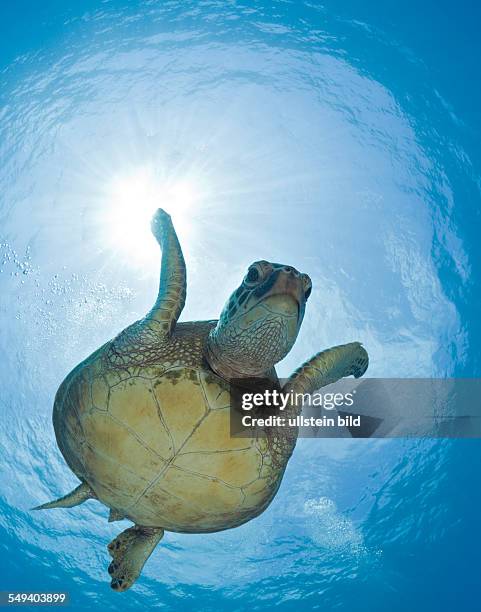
[1,1,480,610]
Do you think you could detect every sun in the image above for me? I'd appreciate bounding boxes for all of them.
[100,167,198,269]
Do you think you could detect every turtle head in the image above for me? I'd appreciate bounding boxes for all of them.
[206,261,312,379]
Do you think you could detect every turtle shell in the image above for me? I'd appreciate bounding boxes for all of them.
[53,321,287,532]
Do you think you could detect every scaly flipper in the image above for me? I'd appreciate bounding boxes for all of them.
[145,209,186,335]
[107,525,164,591]
[283,342,369,406]
[109,508,126,523]
[32,481,94,510]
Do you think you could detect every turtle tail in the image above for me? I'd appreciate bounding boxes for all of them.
[32,482,95,511]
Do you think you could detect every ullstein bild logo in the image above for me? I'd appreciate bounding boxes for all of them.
[229,378,481,439]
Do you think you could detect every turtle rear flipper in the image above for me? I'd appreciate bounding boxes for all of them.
[108,525,164,591]
[108,507,126,522]
[32,481,94,510]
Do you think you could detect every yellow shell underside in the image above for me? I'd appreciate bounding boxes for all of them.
[53,321,288,532]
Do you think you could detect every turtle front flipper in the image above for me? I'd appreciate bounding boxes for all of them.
[284,342,369,403]
[107,525,164,591]
[145,209,186,336]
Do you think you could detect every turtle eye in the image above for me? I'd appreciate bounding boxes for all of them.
[245,265,262,285]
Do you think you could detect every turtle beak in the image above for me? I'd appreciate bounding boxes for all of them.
[265,270,306,317]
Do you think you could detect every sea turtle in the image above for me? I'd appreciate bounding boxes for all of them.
[34,209,368,591]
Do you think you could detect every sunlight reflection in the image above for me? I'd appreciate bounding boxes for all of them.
[101,167,198,268]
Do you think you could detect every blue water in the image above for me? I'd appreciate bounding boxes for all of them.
[1,1,480,610]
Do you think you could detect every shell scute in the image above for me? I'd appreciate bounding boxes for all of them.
[181,408,253,453]
[89,375,110,412]
[108,377,174,460]
[81,411,168,483]
[82,441,150,504]
[134,482,207,528]
[174,447,261,488]
[152,368,208,452]
[199,371,231,410]
[241,477,274,510]
[161,465,244,514]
